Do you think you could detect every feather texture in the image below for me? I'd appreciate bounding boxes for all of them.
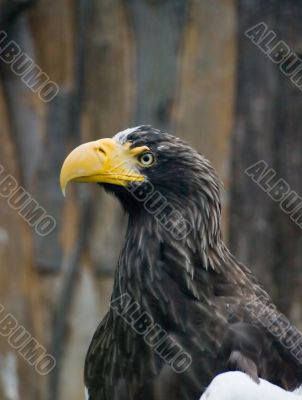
[83,127,302,399]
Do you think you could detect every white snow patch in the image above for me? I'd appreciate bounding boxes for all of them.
[294,386,302,395]
[200,372,302,400]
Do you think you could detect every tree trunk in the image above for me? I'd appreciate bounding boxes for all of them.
[230,0,302,326]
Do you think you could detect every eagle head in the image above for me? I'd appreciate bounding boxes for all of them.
[60,126,222,244]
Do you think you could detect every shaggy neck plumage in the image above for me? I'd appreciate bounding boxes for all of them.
[112,168,225,309]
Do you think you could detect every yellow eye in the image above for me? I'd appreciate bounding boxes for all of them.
[138,152,155,167]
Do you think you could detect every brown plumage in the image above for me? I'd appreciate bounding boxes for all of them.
[61,126,302,400]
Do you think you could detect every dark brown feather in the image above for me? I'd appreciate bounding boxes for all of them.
[84,127,302,399]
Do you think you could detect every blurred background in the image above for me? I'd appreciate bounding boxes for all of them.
[0,0,302,399]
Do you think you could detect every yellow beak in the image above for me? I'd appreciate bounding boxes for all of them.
[60,138,146,195]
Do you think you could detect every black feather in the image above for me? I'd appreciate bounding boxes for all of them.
[85,127,302,399]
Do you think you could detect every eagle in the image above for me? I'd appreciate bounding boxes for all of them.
[60,126,302,400]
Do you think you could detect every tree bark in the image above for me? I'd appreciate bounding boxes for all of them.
[230,0,302,326]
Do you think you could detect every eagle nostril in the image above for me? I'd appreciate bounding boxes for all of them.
[98,147,106,156]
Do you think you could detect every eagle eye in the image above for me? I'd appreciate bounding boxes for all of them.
[137,152,155,167]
